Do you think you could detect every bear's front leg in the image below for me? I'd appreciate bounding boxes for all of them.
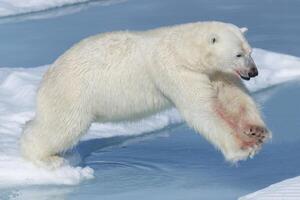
[212,74,271,159]
[158,68,270,162]
[214,99,269,155]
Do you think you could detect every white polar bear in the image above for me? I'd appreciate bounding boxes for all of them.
[20,21,271,168]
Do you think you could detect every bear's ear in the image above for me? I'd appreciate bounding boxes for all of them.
[209,34,219,44]
[240,27,248,34]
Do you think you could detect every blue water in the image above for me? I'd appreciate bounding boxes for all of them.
[0,0,300,199]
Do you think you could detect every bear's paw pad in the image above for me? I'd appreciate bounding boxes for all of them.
[240,125,270,149]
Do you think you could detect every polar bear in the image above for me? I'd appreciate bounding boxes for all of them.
[20,21,271,168]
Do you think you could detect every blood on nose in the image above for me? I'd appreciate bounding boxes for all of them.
[248,67,258,77]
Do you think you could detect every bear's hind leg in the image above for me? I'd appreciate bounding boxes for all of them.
[20,109,92,169]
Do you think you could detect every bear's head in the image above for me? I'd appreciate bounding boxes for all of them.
[178,22,258,81]
[201,22,258,80]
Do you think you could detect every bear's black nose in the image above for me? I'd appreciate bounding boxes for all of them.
[248,67,258,78]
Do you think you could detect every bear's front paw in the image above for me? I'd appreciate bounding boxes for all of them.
[242,125,270,146]
[244,125,270,143]
[235,125,271,156]
[224,125,271,162]
[226,125,271,162]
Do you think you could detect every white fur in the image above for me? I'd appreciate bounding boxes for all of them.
[240,27,248,33]
[20,21,270,168]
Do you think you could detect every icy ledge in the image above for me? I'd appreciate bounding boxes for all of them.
[0,48,299,187]
[239,176,300,200]
[0,0,123,18]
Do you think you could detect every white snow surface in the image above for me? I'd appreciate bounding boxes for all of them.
[0,48,299,187]
[0,0,118,17]
[239,176,300,200]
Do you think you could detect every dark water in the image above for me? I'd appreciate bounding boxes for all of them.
[0,0,299,199]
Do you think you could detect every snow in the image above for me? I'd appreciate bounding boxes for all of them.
[239,176,300,200]
[0,0,122,18]
[0,48,299,187]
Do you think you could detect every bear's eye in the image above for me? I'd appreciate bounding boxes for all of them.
[236,54,243,58]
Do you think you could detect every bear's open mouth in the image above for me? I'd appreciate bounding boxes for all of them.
[234,70,250,81]
[240,75,250,81]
